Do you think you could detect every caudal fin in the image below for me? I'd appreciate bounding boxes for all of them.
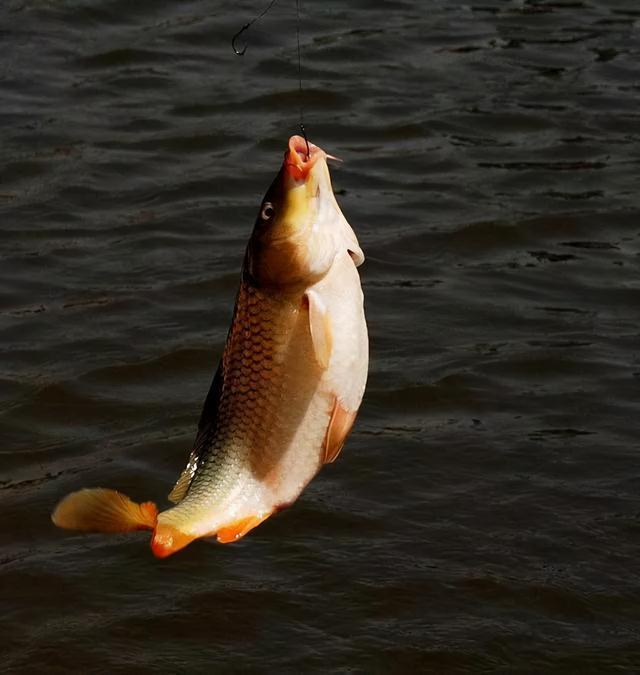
[52,488,158,533]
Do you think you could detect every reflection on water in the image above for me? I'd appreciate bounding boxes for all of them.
[2,0,640,671]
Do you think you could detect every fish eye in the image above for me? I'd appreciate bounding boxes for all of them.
[261,202,275,221]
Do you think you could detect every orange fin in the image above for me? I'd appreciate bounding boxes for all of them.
[305,290,333,369]
[151,523,197,558]
[216,512,272,544]
[323,397,357,464]
[51,488,157,533]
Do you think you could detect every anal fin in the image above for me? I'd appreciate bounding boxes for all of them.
[323,397,358,464]
[216,512,272,544]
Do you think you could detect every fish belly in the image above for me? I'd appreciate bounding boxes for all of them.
[313,249,369,413]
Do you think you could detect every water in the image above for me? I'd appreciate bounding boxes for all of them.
[2,0,640,671]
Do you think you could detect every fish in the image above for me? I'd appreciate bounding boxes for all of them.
[52,135,368,558]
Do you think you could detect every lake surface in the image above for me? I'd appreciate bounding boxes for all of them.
[2,0,640,672]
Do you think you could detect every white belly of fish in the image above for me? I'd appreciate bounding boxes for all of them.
[266,249,369,503]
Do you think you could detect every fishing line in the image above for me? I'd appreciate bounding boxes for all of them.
[295,0,310,159]
[231,0,310,159]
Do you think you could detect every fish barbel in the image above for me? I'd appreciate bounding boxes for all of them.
[52,135,368,557]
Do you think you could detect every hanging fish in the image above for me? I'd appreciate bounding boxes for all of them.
[52,135,368,557]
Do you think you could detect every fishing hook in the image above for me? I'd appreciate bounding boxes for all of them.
[231,0,280,56]
[299,123,310,160]
[231,23,250,56]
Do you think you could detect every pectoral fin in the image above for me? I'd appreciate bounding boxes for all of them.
[216,512,272,544]
[323,397,358,464]
[306,290,333,369]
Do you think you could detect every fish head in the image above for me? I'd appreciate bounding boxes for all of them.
[246,135,356,287]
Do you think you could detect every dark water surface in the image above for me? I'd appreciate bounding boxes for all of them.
[2,0,640,672]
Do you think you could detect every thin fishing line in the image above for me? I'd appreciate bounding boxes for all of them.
[295,0,310,158]
[231,0,310,157]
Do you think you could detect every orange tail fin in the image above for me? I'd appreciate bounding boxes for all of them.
[51,488,158,533]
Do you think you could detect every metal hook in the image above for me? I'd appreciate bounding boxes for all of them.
[299,123,310,160]
[232,22,250,56]
[231,0,279,56]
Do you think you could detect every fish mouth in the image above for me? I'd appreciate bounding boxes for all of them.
[284,134,329,182]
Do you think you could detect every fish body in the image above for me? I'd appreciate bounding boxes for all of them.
[52,135,368,557]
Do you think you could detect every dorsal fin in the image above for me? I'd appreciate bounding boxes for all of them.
[168,361,224,503]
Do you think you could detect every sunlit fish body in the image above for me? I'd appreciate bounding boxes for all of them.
[52,135,368,557]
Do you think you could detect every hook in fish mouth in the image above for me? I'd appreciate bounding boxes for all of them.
[285,134,319,180]
[285,135,341,181]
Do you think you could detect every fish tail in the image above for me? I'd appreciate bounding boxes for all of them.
[51,488,158,533]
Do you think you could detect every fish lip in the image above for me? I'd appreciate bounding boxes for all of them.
[284,134,325,181]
